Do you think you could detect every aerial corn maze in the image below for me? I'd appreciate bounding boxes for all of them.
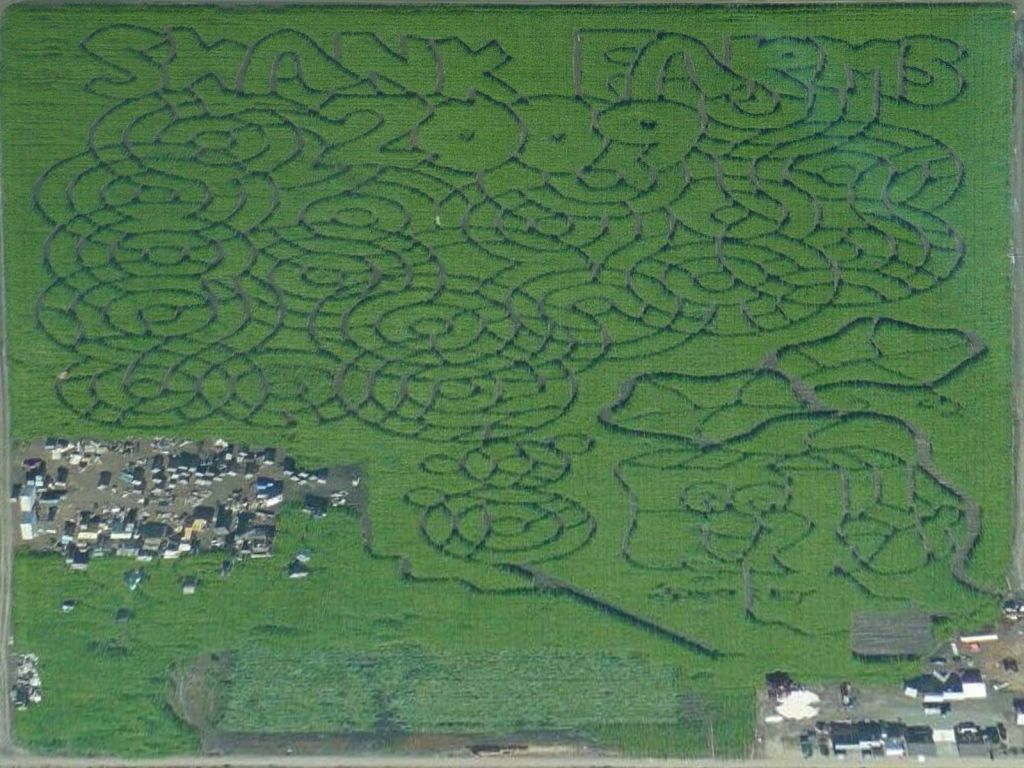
[0,3,1014,757]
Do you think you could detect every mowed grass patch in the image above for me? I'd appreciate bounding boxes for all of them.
[12,509,742,756]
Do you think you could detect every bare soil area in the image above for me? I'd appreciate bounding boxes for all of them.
[202,730,598,758]
[168,651,233,736]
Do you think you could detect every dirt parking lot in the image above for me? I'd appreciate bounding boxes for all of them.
[757,649,1024,760]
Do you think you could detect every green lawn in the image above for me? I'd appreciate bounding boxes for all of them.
[0,2,1015,757]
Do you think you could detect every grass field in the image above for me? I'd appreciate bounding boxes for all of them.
[0,2,1015,757]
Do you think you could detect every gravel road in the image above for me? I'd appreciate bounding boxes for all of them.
[0,758,1006,768]
[1011,16,1024,595]
[0,11,15,752]
[5,756,1024,768]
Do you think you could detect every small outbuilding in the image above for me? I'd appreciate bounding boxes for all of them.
[959,631,999,645]
[303,494,329,517]
[69,547,89,571]
[954,722,989,758]
[961,668,987,699]
[19,510,37,541]
[905,726,937,757]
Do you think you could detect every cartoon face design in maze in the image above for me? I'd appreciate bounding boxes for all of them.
[601,319,985,643]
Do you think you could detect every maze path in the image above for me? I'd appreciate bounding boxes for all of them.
[408,435,595,564]
[36,31,966,438]
[29,25,987,653]
[600,319,986,639]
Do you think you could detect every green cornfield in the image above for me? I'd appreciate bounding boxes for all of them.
[0,2,1014,757]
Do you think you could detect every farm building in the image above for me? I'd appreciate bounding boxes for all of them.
[255,476,284,506]
[851,609,933,658]
[904,726,936,757]
[303,493,329,517]
[19,509,36,541]
[904,670,965,702]
[68,547,89,571]
[108,511,136,541]
[954,722,999,758]
[18,483,35,513]
[827,721,905,758]
[237,525,275,557]
[961,668,987,699]
[905,667,987,702]
[172,451,199,473]
[823,720,1000,760]
[213,505,232,536]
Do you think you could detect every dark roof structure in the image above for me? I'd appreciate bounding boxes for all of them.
[829,721,883,749]
[851,609,933,657]
[906,726,934,744]
[70,548,89,567]
[303,493,329,516]
[962,668,983,684]
[905,670,962,698]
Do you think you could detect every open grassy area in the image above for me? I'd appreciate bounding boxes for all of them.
[0,2,1015,757]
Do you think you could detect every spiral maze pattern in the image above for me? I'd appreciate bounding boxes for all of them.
[36,31,966,435]
[408,435,595,564]
[30,27,986,636]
